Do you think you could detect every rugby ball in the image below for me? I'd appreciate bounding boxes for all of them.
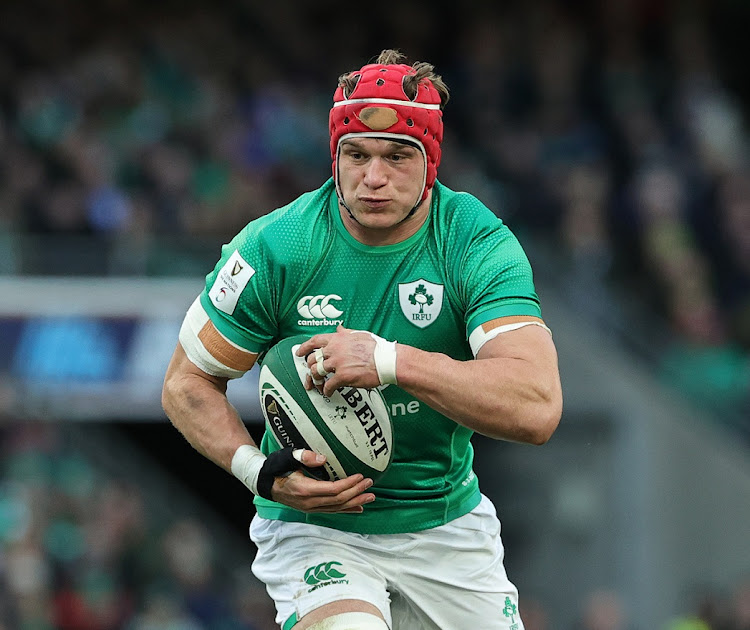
[258,335,393,483]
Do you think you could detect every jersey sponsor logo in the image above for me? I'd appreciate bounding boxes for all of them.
[263,392,312,454]
[339,387,390,459]
[297,294,344,327]
[208,250,255,315]
[398,279,444,329]
[303,561,349,592]
[389,400,420,416]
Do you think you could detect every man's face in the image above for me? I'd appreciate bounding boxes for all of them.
[337,137,426,233]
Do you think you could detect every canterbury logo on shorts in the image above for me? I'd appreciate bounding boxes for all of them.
[304,561,349,592]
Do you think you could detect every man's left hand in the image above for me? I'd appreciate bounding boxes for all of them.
[296,326,382,396]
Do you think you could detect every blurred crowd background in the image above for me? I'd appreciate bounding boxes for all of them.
[1,0,749,628]
[3,422,750,629]
[0,423,277,630]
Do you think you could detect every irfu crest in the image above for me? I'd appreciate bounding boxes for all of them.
[398,279,444,329]
[503,596,519,630]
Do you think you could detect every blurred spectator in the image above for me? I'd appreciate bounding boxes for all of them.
[731,576,750,630]
[575,589,631,630]
[126,589,203,630]
[664,620,711,630]
[521,596,550,630]
[161,517,237,628]
[665,583,734,630]
[714,170,750,352]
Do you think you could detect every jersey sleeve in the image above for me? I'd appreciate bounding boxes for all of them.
[179,222,280,378]
[178,183,335,378]
[201,224,279,352]
[457,211,542,340]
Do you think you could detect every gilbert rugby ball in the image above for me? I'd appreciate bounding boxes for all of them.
[258,335,393,483]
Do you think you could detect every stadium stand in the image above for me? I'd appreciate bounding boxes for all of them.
[1,1,749,628]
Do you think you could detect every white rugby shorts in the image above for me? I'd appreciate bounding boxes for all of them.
[250,494,525,630]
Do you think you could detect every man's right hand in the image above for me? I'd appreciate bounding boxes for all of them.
[264,448,375,514]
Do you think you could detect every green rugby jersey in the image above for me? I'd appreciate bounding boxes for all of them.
[199,178,542,534]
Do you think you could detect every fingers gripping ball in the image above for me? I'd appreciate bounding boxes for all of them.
[258,335,393,483]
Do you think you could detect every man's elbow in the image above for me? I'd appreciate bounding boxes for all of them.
[161,372,183,421]
[485,402,561,444]
[527,397,562,445]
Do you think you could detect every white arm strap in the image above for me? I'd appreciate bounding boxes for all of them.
[349,330,397,385]
[179,297,257,379]
[372,334,398,385]
[231,444,267,495]
[469,321,552,356]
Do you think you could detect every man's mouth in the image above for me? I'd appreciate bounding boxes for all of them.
[359,197,390,209]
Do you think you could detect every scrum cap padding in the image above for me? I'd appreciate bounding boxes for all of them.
[329,63,444,202]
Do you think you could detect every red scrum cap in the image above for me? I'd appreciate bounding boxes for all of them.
[329,62,444,205]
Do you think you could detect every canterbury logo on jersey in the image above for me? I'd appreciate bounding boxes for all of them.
[297,294,344,327]
[304,561,349,593]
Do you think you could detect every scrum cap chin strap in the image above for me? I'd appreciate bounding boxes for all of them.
[335,136,427,224]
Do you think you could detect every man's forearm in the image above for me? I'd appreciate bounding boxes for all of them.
[395,345,562,444]
[162,371,256,472]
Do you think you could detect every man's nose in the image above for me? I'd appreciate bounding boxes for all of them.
[363,158,387,187]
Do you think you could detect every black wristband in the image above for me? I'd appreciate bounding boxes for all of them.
[256,447,302,500]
